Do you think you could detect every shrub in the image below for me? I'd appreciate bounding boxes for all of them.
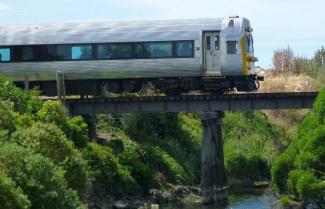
[280,195,292,208]
[119,148,155,191]
[295,171,325,201]
[83,143,139,195]
[272,153,294,192]
[0,143,86,209]
[0,171,31,209]
[37,101,89,148]
[0,101,15,133]
[0,78,42,114]
[144,145,190,184]
[11,122,88,197]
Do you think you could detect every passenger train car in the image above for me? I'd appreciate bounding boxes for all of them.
[0,17,262,96]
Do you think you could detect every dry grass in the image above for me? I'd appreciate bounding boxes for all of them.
[259,71,323,93]
[258,71,323,140]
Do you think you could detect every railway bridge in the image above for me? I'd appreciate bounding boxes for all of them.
[63,92,318,204]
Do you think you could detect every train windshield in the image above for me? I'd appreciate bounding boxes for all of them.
[246,34,254,53]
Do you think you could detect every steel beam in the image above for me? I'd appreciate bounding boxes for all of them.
[66,92,318,115]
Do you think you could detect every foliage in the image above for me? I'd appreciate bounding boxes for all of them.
[0,143,85,209]
[118,147,155,191]
[11,122,88,197]
[37,100,89,148]
[0,171,31,209]
[272,89,325,201]
[120,113,201,184]
[0,101,15,133]
[223,111,280,180]
[280,195,292,208]
[83,143,139,195]
[0,77,42,114]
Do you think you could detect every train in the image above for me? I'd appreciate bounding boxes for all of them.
[0,17,262,96]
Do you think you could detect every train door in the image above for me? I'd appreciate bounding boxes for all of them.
[203,32,221,75]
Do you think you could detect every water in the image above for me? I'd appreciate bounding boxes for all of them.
[163,189,278,209]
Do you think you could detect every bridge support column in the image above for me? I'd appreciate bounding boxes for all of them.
[200,112,228,204]
[82,115,97,142]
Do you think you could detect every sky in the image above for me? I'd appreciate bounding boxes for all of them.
[0,0,324,68]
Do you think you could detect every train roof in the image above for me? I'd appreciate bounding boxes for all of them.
[0,18,247,45]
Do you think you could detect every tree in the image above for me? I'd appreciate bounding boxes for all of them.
[313,46,325,68]
[272,46,294,73]
[0,143,86,209]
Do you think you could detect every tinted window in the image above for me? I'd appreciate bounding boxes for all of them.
[57,45,92,60]
[206,36,211,50]
[22,47,34,61]
[176,41,193,57]
[136,42,172,58]
[57,45,71,60]
[72,45,92,60]
[227,41,237,54]
[36,45,56,61]
[246,35,254,53]
[97,43,132,59]
[0,48,11,62]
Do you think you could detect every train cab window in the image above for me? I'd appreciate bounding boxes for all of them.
[72,45,92,60]
[136,42,172,58]
[176,41,194,57]
[22,47,34,61]
[0,48,11,62]
[227,41,237,54]
[246,35,254,53]
[97,43,132,59]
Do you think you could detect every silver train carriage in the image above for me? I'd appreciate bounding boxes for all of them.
[0,17,262,96]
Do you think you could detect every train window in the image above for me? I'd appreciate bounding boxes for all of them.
[215,35,220,50]
[0,48,11,62]
[57,45,92,60]
[36,45,56,61]
[206,36,211,50]
[57,45,71,60]
[227,41,237,54]
[72,45,92,60]
[176,41,194,57]
[246,35,254,53]
[97,43,132,59]
[22,47,34,61]
[136,42,172,58]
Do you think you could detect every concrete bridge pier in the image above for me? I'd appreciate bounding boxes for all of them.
[200,112,228,204]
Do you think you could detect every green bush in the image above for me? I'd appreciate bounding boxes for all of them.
[0,171,31,209]
[272,153,294,192]
[37,101,89,149]
[0,101,15,133]
[0,78,42,114]
[83,143,139,195]
[119,148,155,191]
[223,111,280,181]
[144,145,190,184]
[272,89,325,201]
[11,122,88,197]
[280,195,292,208]
[295,171,325,201]
[0,143,85,209]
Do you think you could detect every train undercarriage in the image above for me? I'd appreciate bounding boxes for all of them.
[15,75,263,97]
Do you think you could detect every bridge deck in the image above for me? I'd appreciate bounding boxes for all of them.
[66,92,318,115]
